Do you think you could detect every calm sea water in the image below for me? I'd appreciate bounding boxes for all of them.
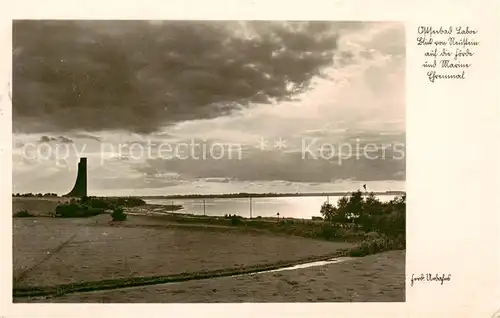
[143,195,399,219]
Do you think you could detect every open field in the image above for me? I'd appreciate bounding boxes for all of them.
[13,197,405,302]
[20,250,405,303]
[13,216,353,288]
[12,197,71,216]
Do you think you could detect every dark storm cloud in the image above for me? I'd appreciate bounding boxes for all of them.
[13,20,355,134]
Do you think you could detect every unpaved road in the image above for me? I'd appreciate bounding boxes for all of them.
[21,250,405,303]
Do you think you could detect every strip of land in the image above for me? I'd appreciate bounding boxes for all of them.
[141,191,406,199]
[20,250,404,303]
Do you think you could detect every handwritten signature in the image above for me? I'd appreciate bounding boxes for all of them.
[410,273,452,287]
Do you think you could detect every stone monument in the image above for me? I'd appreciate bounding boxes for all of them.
[64,157,87,197]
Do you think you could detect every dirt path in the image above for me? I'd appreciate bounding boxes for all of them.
[14,233,77,284]
[21,250,405,303]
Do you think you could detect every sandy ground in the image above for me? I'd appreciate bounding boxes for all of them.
[23,250,405,303]
[13,198,405,302]
[13,216,353,288]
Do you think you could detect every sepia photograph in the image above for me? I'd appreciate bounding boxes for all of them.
[11,20,406,303]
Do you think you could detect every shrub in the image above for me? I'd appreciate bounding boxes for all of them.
[376,195,406,237]
[90,207,105,215]
[364,231,380,239]
[320,202,336,221]
[348,235,405,257]
[80,197,116,210]
[321,191,406,240]
[55,203,102,218]
[56,203,85,218]
[319,224,337,240]
[230,215,242,226]
[13,210,34,218]
[346,191,364,219]
[111,207,127,221]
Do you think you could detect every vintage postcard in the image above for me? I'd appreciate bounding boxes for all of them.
[1,0,499,317]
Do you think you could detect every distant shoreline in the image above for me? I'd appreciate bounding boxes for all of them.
[141,191,406,199]
[12,191,406,200]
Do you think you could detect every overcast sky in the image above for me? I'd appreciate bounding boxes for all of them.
[12,20,405,196]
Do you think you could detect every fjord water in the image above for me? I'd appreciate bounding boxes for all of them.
[143,195,398,219]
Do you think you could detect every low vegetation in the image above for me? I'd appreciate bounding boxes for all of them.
[54,202,103,218]
[13,192,59,197]
[320,191,406,255]
[165,191,404,252]
[348,235,405,257]
[224,214,243,226]
[52,196,142,219]
[152,213,364,242]
[13,210,35,218]
[111,206,127,221]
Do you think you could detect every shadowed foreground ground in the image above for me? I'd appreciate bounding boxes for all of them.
[13,216,353,288]
[13,198,405,303]
[23,250,405,303]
